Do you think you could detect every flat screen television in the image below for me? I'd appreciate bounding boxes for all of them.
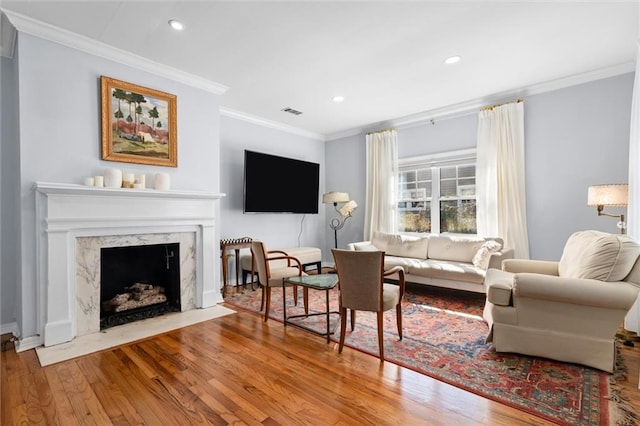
[243,150,320,214]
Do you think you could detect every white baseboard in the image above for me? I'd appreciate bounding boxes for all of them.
[15,335,42,352]
[0,322,19,337]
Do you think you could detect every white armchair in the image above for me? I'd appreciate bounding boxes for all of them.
[483,230,640,372]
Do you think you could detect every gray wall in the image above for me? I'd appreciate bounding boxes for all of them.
[1,29,634,336]
[1,51,20,333]
[325,73,634,261]
[220,116,327,275]
[6,33,222,340]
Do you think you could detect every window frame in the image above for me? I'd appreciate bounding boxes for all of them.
[397,148,477,235]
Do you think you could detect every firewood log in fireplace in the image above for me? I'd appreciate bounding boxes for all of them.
[102,283,167,313]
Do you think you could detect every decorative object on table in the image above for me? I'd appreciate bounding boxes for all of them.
[154,172,171,190]
[121,172,135,188]
[83,177,94,187]
[225,284,633,426]
[103,168,122,188]
[322,191,358,248]
[100,76,177,168]
[135,174,146,189]
[93,176,104,187]
[587,183,628,234]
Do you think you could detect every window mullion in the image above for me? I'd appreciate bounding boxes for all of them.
[431,167,440,234]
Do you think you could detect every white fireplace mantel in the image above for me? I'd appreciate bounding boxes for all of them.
[35,182,226,347]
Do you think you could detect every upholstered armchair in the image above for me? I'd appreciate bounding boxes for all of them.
[483,230,640,372]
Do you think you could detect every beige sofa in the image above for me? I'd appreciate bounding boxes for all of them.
[347,231,514,293]
[483,230,640,372]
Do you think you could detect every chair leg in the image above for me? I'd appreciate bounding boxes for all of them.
[377,311,385,361]
[350,309,356,331]
[294,285,298,306]
[264,287,271,322]
[260,285,265,311]
[396,304,403,340]
[339,306,347,353]
[303,287,309,314]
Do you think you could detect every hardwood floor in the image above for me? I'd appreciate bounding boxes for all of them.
[2,306,639,425]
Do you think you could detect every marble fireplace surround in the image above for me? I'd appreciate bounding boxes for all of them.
[35,182,225,347]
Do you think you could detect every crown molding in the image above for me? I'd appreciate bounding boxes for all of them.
[220,107,325,141]
[0,12,16,58]
[2,9,229,95]
[325,61,636,141]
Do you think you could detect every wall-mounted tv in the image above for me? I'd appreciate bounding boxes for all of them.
[243,150,320,214]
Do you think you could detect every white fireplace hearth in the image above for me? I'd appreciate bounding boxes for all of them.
[35,182,225,347]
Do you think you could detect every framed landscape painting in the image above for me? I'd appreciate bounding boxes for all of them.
[101,76,178,167]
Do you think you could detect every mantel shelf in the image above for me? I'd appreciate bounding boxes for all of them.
[34,182,226,200]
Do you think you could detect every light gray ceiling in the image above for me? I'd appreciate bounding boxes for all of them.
[1,1,638,139]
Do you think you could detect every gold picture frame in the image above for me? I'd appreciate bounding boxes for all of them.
[100,76,177,167]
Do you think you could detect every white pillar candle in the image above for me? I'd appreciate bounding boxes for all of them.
[135,174,146,188]
[133,183,143,189]
[94,176,104,187]
[83,177,95,186]
[104,168,122,188]
[154,173,170,191]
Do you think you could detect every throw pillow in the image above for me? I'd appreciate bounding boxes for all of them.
[353,242,379,251]
[472,240,502,269]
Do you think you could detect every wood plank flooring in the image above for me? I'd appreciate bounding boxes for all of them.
[2,305,639,425]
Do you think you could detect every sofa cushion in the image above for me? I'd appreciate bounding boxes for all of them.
[386,235,429,259]
[408,259,485,284]
[472,240,503,269]
[558,230,640,281]
[371,231,401,252]
[428,235,487,263]
[383,256,425,273]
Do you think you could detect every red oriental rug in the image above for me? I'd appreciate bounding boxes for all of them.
[225,282,635,425]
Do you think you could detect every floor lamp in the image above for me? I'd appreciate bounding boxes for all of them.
[322,191,358,248]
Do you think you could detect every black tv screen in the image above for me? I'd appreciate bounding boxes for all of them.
[243,150,320,214]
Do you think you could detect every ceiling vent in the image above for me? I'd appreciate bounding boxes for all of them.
[281,107,303,116]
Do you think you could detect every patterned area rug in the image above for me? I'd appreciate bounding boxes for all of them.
[225,283,629,425]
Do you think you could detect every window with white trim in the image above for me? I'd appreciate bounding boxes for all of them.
[397,149,476,234]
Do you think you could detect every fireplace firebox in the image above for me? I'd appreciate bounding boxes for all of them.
[100,243,180,329]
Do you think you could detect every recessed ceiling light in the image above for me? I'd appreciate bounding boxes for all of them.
[168,19,184,31]
[332,96,345,103]
[444,55,461,65]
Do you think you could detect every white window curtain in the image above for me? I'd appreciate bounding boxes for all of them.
[364,129,398,240]
[476,101,530,259]
[625,40,640,334]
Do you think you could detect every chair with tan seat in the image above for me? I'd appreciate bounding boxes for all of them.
[483,230,640,372]
[331,249,405,361]
[251,241,307,322]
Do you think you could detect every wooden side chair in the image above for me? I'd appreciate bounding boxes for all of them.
[251,241,308,322]
[331,249,405,361]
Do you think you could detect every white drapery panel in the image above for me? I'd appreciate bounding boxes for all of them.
[364,129,398,241]
[625,41,640,334]
[476,101,530,259]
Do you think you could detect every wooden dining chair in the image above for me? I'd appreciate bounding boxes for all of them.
[331,249,405,361]
[251,241,307,322]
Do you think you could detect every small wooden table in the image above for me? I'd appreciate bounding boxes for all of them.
[220,237,254,297]
[282,274,339,343]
